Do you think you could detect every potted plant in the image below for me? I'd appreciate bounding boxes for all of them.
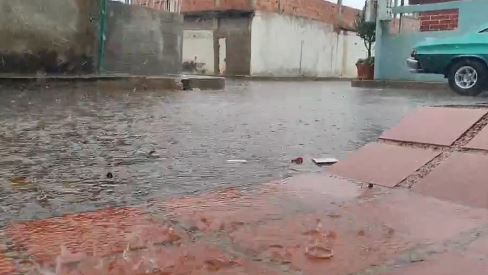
[355,10,376,80]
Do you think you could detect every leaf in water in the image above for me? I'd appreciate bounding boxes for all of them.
[9,176,31,186]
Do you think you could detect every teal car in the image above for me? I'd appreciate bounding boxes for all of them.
[407,24,488,96]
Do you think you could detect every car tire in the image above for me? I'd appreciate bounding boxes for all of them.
[448,59,488,96]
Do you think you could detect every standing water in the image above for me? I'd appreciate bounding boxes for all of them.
[0,80,484,227]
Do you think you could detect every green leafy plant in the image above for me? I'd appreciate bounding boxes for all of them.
[356,56,375,65]
[355,9,376,65]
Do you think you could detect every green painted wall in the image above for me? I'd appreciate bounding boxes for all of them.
[375,0,488,81]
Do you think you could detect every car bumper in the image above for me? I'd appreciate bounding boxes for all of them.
[406,57,423,73]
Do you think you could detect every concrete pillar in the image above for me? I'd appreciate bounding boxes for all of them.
[250,0,257,9]
[374,0,383,80]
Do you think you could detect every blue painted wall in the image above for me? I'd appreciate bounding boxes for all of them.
[375,0,488,81]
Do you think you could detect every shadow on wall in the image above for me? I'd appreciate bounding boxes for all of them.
[0,0,184,76]
[0,50,94,75]
[182,59,208,74]
[0,0,99,75]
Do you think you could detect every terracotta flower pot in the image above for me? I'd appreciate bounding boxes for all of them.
[356,63,375,80]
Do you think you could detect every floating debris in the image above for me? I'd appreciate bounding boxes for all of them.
[106,172,114,179]
[226,160,248,164]
[409,252,425,263]
[291,157,304,165]
[312,158,338,166]
[305,245,334,260]
[36,193,48,202]
[327,213,341,219]
[9,176,31,186]
[148,150,160,158]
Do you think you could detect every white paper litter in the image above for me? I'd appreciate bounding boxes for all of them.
[312,158,338,165]
[226,159,248,163]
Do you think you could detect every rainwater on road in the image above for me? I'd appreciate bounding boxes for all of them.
[0,80,485,227]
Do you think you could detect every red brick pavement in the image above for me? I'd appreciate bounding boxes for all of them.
[465,124,488,150]
[2,173,488,274]
[0,254,15,275]
[55,243,277,275]
[6,208,186,270]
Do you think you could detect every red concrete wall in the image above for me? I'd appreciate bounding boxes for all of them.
[340,5,361,29]
[181,0,253,12]
[257,0,359,29]
[254,0,279,11]
[181,0,359,29]
[419,9,458,32]
[181,0,216,11]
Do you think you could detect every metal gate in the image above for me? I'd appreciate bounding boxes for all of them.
[132,0,182,13]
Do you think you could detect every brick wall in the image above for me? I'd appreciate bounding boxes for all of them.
[181,0,253,12]
[408,0,460,32]
[181,0,359,29]
[419,9,458,31]
[133,0,184,12]
[257,0,359,29]
[409,0,456,4]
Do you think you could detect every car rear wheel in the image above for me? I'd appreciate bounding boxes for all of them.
[448,59,488,96]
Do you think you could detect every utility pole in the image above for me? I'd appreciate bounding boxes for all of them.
[336,0,343,31]
[97,0,108,73]
[337,0,343,16]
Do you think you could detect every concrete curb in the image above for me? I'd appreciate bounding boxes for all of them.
[181,76,225,90]
[351,80,450,91]
[0,75,225,91]
[227,75,354,81]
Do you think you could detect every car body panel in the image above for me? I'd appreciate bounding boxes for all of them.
[408,25,488,75]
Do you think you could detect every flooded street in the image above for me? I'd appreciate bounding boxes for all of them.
[0,80,485,227]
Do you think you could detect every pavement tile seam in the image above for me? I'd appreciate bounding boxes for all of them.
[329,142,441,188]
[412,151,488,209]
[378,139,448,151]
[463,120,488,151]
[379,111,488,152]
[346,109,488,188]
[379,107,488,146]
[399,151,451,189]
[395,111,488,189]
[460,147,488,154]
[454,114,488,147]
